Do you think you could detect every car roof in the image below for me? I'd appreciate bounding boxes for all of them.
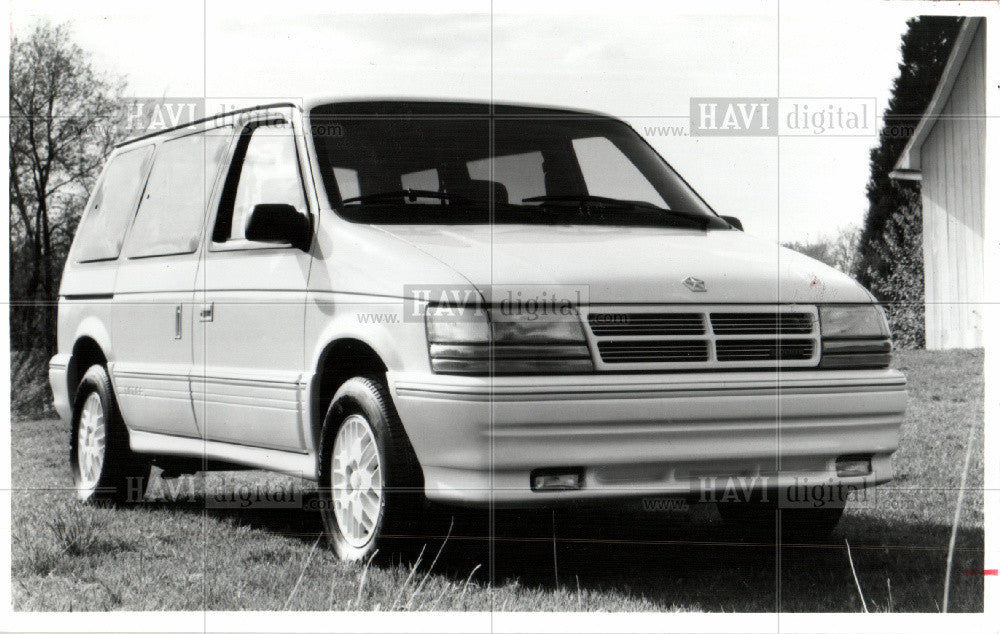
[114,101,299,150]
[114,97,614,149]
[302,96,610,118]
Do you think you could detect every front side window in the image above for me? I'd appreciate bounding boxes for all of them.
[73,145,153,262]
[125,127,232,258]
[213,121,307,243]
[311,103,727,229]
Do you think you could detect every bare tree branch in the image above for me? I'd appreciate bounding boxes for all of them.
[9,20,131,355]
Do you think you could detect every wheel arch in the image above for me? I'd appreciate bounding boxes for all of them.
[309,337,390,452]
[67,334,110,404]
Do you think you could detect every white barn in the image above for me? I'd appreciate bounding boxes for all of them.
[891,17,985,349]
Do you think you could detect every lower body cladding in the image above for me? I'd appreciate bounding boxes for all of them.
[388,369,907,507]
[48,354,72,422]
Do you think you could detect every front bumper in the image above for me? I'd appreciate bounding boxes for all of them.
[388,369,907,507]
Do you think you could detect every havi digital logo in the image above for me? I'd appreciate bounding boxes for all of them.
[690,97,877,137]
[690,98,777,136]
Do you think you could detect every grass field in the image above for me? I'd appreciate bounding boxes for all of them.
[10,349,984,612]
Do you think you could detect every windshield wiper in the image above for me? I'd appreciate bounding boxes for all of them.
[340,189,472,205]
[523,194,660,208]
[521,195,712,228]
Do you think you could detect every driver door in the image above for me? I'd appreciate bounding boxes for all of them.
[191,110,315,451]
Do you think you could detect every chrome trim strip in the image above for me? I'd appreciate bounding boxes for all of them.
[63,293,115,301]
[394,380,907,402]
[115,369,302,389]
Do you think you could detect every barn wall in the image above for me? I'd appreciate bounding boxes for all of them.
[920,21,985,349]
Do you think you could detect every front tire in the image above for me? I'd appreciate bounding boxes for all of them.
[69,365,150,504]
[318,376,423,561]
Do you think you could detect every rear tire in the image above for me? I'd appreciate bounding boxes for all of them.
[318,375,423,561]
[69,365,150,504]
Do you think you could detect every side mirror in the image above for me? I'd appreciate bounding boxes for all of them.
[244,204,311,250]
[720,215,743,231]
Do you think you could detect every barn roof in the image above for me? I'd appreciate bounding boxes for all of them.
[890,16,984,181]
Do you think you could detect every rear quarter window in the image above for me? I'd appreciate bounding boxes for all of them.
[125,127,232,258]
[72,146,153,262]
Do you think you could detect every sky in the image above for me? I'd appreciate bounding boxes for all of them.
[8,0,979,244]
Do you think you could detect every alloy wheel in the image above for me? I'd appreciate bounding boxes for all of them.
[330,414,384,548]
[76,392,106,490]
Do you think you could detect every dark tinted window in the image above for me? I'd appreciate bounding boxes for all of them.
[311,103,727,228]
[73,146,153,261]
[126,127,232,258]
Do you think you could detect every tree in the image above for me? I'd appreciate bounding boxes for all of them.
[854,16,962,290]
[866,189,925,349]
[9,21,130,356]
[783,226,860,276]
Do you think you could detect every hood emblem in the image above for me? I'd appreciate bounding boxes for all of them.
[682,276,707,292]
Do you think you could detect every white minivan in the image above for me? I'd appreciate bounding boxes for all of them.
[50,99,906,560]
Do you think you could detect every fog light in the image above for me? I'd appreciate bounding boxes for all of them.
[531,469,583,491]
[836,455,872,477]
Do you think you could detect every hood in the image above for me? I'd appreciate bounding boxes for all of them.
[368,223,875,305]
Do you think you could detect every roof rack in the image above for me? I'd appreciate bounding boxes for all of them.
[114,101,299,149]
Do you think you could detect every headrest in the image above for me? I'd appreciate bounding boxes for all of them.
[453,179,509,205]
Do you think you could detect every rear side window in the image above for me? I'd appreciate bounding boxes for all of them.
[126,127,232,258]
[332,167,360,200]
[467,151,545,204]
[573,136,668,208]
[73,146,153,262]
[401,168,439,192]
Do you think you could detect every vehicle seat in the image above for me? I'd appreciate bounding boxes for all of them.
[450,179,509,205]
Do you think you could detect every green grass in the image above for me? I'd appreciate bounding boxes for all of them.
[11,349,984,612]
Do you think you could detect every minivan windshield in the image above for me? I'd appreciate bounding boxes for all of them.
[311,102,729,229]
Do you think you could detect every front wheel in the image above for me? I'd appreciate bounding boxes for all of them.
[318,376,423,561]
[70,365,150,504]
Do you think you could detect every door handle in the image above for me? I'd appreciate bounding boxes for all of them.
[175,305,183,338]
[199,302,214,322]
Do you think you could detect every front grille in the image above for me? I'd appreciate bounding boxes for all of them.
[586,305,820,370]
[588,313,705,336]
[715,339,814,362]
[710,312,813,335]
[597,340,710,363]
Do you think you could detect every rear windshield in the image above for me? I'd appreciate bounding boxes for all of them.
[311,104,727,229]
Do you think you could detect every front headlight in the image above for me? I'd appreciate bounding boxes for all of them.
[818,304,891,369]
[425,305,594,374]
